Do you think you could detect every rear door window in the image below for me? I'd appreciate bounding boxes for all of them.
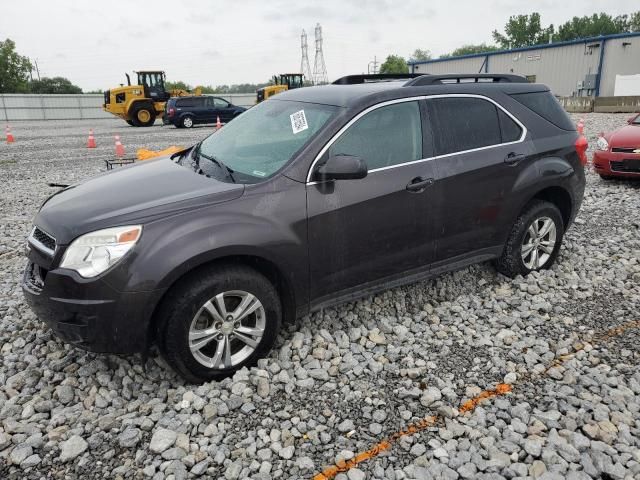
[427,97,502,156]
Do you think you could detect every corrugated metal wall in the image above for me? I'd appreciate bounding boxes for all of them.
[410,34,640,98]
[0,94,256,122]
[600,38,640,96]
[413,56,485,75]
[488,43,600,96]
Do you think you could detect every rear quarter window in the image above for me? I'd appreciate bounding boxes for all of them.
[176,98,202,108]
[510,91,575,130]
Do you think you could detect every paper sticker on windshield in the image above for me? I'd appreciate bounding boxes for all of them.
[252,170,266,177]
[290,110,308,134]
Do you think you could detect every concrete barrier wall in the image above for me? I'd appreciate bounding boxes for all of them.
[558,96,640,113]
[593,96,640,113]
[0,93,256,121]
[558,96,594,113]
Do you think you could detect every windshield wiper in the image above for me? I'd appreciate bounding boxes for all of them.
[194,143,236,183]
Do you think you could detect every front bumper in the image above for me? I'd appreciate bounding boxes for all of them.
[593,150,640,178]
[21,249,164,354]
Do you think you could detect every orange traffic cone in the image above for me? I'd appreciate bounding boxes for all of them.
[114,135,125,157]
[577,118,585,135]
[5,125,15,144]
[216,116,222,131]
[87,129,96,148]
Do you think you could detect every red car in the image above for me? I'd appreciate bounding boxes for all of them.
[593,112,640,179]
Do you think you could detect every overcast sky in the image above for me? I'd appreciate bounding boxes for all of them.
[2,0,638,91]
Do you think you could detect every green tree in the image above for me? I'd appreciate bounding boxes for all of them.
[0,38,32,93]
[631,11,640,31]
[29,77,82,94]
[410,49,432,62]
[492,13,553,48]
[165,80,192,91]
[440,43,500,58]
[379,55,409,74]
[556,13,633,41]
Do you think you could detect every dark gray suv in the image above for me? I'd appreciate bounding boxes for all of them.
[23,74,586,382]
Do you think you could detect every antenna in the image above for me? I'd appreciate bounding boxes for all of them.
[312,23,328,85]
[300,30,312,84]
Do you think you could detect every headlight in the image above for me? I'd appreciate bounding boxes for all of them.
[60,225,142,278]
[596,137,609,151]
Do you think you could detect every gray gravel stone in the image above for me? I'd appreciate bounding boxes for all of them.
[59,435,88,462]
[149,428,177,453]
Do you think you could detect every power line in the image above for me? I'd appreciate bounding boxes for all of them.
[312,23,328,85]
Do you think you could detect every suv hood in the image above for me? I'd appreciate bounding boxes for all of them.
[35,157,244,244]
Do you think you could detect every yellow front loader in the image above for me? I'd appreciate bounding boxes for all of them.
[256,73,305,103]
[103,71,201,127]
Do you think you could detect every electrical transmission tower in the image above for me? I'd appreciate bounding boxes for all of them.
[300,30,312,84]
[312,23,328,85]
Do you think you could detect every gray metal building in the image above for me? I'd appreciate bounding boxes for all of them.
[409,32,640,97]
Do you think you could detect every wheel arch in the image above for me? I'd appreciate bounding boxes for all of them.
[528,185,573,228]
[147,254,297,348]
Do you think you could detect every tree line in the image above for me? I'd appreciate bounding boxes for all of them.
[380,11,640,74]
[0,38,277,94]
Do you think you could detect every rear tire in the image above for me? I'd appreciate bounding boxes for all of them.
[599,174,614,180]
[126,120,135,126]
[131,103,156,127]
[181,115,194,128]
[494,200,564,278]
[157,265,282,383]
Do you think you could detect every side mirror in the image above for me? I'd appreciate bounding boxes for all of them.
[315,155,368,181]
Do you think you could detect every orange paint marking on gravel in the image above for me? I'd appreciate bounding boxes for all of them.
[312,384,512,480]
[311,319,640,480]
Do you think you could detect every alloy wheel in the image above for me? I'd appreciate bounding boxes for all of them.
[188,290,265,369]
[521,216,557,270]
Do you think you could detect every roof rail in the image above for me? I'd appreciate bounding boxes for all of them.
[404,74,528,86]
[332,73,424,85]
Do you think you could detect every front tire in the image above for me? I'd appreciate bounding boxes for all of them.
[157,265,282,383]
[131,103,156,127]
[495,200,564,278]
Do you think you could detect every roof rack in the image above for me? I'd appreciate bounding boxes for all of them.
[404,74,528,86]
[332,74,424,85]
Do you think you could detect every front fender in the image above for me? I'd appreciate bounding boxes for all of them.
[103,176,309,312]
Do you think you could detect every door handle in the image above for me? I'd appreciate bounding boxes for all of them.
[406,176,434,192]
[504,152,526,165]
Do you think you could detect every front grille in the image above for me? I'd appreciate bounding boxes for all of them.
[611,147,640,154]
[610,160,640,173]
[29,226,56,254]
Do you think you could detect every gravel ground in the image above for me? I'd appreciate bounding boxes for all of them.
[0,114,639,480]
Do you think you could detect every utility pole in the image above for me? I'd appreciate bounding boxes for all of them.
[300,30,312,85]
[312,23,328,85]
[368,56,379,74]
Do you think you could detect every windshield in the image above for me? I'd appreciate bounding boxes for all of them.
[633,114,640,125]
[194,100,338,182]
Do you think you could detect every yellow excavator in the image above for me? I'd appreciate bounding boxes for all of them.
[103,71,201,127]
[256,73,305,103]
